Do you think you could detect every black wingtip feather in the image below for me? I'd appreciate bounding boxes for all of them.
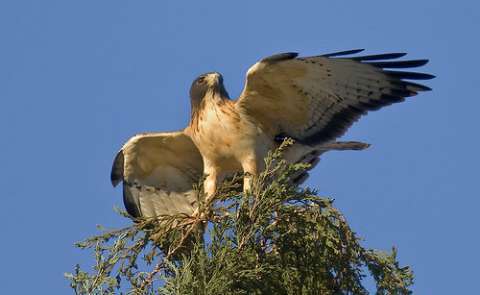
[368,59,429,69]
[123,183,142,218]
[111,150,124,187]
[390,88,417,97]
[322,49,365,57]
[353,53,407,61]
[381,94,405,103]
[403,81,432,91]
[385,70,435,80]
[261,52,299,63]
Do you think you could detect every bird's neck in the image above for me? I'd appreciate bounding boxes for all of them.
[189,91,229,132]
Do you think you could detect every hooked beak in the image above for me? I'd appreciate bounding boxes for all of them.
[208,72,229,98]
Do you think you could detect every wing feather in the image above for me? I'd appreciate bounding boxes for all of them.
[237,50,434,145]
[110,131,203,218]
[351,53,407,61]
[321,48,365,57]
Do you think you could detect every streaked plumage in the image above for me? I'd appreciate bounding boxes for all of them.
[111,49,433,218]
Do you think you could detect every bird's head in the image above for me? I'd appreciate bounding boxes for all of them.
[189,72,229,110]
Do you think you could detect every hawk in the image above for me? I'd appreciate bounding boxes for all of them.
[111,49,433,218]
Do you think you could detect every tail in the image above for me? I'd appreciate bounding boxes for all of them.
[284,141,370,185]
[315,141,370,151]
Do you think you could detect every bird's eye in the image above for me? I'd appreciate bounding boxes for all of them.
[197,77,205,84]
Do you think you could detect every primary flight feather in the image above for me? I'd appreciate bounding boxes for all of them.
[111,49,433,218]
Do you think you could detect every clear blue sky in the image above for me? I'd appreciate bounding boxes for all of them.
[1,1,478,293]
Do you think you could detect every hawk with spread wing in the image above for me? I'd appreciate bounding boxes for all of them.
[111,49,433,218]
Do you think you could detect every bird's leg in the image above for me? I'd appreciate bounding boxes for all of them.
[204,170,218,204]
[242,158,258,194]
[191,163,221,218]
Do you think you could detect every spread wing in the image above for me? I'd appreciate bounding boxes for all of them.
[111,131,203,218]
[236,49,434,145]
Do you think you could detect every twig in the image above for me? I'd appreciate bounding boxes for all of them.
[136,215,205,293]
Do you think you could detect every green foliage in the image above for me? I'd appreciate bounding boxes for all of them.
[66,143,413,294]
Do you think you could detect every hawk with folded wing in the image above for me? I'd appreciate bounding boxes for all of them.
[111,49,434,218]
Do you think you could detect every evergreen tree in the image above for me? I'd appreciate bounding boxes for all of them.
[66,143,413,294]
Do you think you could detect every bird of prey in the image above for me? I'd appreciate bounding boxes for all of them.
[111,49,433,219]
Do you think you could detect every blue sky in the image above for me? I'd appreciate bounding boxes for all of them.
[1,0,478,293]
